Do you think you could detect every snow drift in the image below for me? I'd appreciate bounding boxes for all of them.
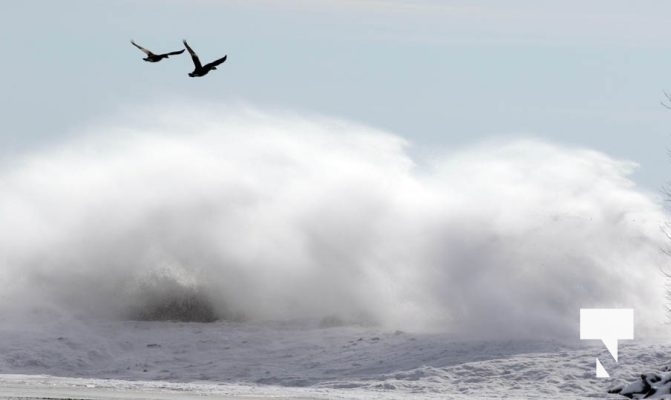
[0,104,667,338]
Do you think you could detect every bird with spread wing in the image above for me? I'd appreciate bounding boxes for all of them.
[183,40,227,77]
[131,40,185,63]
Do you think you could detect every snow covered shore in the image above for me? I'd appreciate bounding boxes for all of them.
[0,318,665,399]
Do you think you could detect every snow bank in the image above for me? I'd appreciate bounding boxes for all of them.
[0,319,666,399]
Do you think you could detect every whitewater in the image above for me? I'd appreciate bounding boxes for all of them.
[0,104,669,399]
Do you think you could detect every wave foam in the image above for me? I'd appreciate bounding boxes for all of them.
[0,105,667,338]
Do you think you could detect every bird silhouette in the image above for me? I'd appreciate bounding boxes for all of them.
[183,40,227,77]
[131,40,185,63]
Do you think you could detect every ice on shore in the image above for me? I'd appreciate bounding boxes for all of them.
[0,317,668,399]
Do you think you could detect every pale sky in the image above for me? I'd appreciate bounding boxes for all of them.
[2,1,671,189]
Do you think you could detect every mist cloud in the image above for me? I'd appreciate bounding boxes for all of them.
[0,105,667,338]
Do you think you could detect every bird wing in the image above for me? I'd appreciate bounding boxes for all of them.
[131,40,154,56]
[182,40,202,69]
[204,55,228,69]
[163,49,186,56]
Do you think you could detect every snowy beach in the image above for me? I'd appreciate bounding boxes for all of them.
[0,318,664,399]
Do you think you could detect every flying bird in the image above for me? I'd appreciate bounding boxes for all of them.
[183,40,227,77]
[130,40,185,62]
